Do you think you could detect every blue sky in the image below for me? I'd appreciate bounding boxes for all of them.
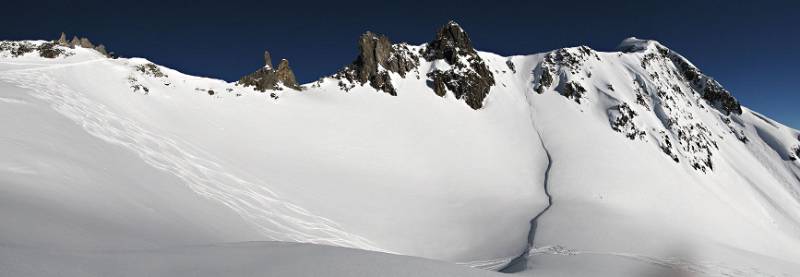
[2,0,797,128]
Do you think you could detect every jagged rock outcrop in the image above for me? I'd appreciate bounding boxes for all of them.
[423,21,495,109]
[620,38,742,115]
[615,38,730,172]
[274,59,298,87]
[55,33,112,57]
[36,42,65,58]
[79,37,94,48]
[237,51,299,91]
[334,31,420,95]
[534,46,600,95]
[329,20,494,109]
[70,36,81,47]
[94,44,108,56]
[608,103,646,140]
[263,50,273,70]
[57,32,68,46]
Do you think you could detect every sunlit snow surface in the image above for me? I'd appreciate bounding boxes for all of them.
[1,41,799,276]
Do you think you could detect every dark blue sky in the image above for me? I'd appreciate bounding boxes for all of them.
[2,0,797,128]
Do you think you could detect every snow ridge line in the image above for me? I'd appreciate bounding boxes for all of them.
[0,69,387,252]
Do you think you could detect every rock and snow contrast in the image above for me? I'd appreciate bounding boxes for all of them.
[1,23,799,277]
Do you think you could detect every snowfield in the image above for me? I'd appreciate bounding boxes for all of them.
[1,34,799,277]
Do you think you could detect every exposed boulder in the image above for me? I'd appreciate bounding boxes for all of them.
[237,50,300,91]
[423,21,495,109]
[334,31,420,95]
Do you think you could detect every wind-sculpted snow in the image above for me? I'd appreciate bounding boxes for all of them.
[0,67,385,251]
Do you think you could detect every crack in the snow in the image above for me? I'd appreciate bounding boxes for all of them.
[500,128,553,273]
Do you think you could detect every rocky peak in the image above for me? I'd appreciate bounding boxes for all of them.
[533,46,600,97]
[263,50,273,70]
[237,50,300,91]
[56,33,112,57]
[70,36,81,47]
[333,31,420,95]
[57,32,68,46]
[423,20,495,109]
[423,20,475,63]
[627,38,742,115]
[79,38,94,48]
[275,59,297,87]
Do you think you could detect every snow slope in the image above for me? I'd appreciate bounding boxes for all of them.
[0,241,502,277]
[0,41,548,268]
[1,30,799,277]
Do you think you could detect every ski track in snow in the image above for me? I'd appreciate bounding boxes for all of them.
[0,64,387,252]
[528,245,792,277]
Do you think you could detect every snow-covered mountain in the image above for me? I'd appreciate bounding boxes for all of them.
[1,22,798,277]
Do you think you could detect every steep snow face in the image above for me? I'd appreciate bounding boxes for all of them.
[2,33,800,277]
[503,39,800,276]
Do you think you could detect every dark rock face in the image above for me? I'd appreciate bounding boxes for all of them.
[654,46,742,115]
[334,31,420,95]
[136,63,167,78]
[535,46,599,95]
[631,41,725,172]
[37,42,66,58]
[558,81,586,103]
[423,21,495,109]
[237,51,300,91]
[0,41,68,58]
[506,60,516,73]
[608,103,646,140]
[330,20,493,109]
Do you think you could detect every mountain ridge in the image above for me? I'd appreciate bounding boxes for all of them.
[1,21,799,277]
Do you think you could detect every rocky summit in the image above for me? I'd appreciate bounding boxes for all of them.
[333,31,420,96]
[237,50,299,91]
[330,21,495,109]
[423,21,495,109]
